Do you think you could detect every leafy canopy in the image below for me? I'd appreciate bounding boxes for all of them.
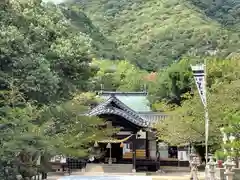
[90,59,148,91]
[0,88,116,179]
[0,0,95,104]
[156,59,240,149]
[0,1,117,178]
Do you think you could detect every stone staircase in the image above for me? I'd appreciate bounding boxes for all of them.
[85,163,132,173]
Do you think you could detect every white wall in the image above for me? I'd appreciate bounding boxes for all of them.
[178,151,189,161]
[158,142,169,159]
[149,140,157,159]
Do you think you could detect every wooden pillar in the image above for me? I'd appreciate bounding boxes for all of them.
[157,140,161,171]
[132,134,136,172]
[146,131,149,159]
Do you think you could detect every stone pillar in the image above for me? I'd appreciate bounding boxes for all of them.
[207,157,217,180]
[224,156,236,180]
[106,143,112,164]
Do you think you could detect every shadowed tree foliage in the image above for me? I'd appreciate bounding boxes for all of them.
[188,0,240,29]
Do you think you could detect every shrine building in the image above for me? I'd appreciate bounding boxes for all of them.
[84,91,189,172]
[50,91,190,173]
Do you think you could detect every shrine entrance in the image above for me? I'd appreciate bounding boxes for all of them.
[95,134,134,164]
[104,143,123,163]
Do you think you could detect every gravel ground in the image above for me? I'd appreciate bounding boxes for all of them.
[46,172,205,180]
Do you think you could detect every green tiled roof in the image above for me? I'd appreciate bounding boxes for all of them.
[100,92,151,112]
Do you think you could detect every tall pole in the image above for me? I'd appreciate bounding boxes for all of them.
[204,108,209,178]
[191,60,209,179]
[204,59,209,166]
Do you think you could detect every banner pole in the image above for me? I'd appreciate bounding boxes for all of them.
[204,59,209,180]
[191,61,209,180]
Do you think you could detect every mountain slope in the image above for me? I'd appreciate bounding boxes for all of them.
[189,0,240,30]
[72,0,240,70]
[60,3,122,60]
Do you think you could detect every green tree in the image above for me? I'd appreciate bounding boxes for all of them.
[90,59,148,91]
[221,112,240,167]
[0,0,95,104]
[0,88,116,179]
[189,0,240,29]
[61,3,122,60]
[156,59,240,150]
[41,95,117,158]
[0,86,52,180]
[148,59,193,108]
[0,1,117,179]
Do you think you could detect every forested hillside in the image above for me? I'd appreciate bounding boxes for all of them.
[0,1,239,176]
[60,3,121,60]
[72,0,240,70]
[189,0,240,29]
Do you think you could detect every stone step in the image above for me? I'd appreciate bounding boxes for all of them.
[160,166,190,172]
[86,163,132,173]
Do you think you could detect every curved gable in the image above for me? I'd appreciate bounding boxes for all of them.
[88,95,149,127]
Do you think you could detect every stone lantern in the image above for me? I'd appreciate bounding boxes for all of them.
[223,156,236,180]
[207,157,217,180]
[189,147,200,180]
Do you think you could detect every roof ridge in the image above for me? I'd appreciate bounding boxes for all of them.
[99,91,148,96]
[111,96,147,120]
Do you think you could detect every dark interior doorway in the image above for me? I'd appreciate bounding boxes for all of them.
[106,143,123,163]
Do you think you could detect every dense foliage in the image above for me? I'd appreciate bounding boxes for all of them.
[74,0,240,70]
[0,0,123,104]
[219,112,240,166]
[60,3,122,60]
[89,59,148,91]
[189,0,240,29]
[156,59,240,149]
[0,0,240,177]
[0,1,115,179]
[147,59,193,107]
